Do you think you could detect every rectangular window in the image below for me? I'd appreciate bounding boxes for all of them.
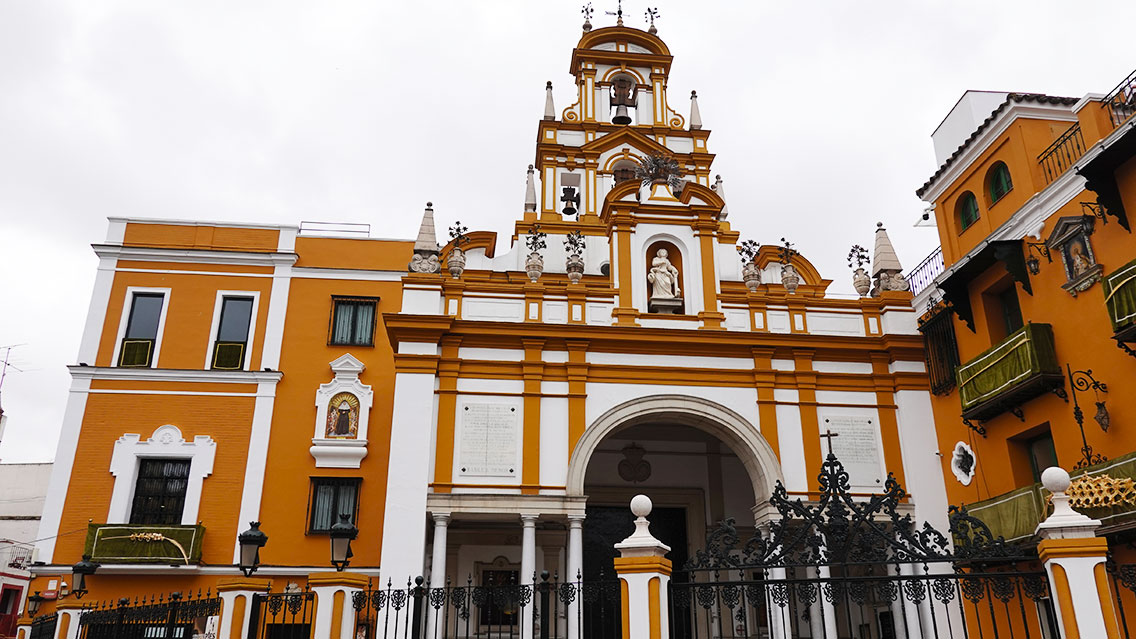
[118,293,165,367]
[329,297,378,346]
[1026,433,1058,484]
[129,458,191,525]
[211,296,254,370]
[997,286,1024,335]
[918,306,960,396]
[308,478,360,533]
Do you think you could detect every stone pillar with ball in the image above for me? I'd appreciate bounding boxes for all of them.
[613,495,671,639]
[1034,466,1122,638]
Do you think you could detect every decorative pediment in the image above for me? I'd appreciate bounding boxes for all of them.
[1046,215,1102,297]
[581,128,672,157]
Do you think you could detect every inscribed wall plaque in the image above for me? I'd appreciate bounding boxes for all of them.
[459,403,519,476]
[823,415,885,491]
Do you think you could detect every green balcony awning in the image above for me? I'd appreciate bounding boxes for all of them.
[1104,258,1136,337]
[84,524,205,565]
[957,322,1063,421]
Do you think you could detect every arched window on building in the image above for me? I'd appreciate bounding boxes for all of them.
[986,162,1013,204]
[957,192,980,230]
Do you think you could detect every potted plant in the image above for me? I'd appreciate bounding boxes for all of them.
[565,230,586,284]
[525,224,547,282]
[779,238,800,294]
[847,244,871,296]
[737,239,761,292]
[634,154,684,191]
[447,222,470,279]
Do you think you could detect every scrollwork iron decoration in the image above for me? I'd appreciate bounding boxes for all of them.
[1067,364,1109,469]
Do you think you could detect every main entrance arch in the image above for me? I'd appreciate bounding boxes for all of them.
[566,394,785,507]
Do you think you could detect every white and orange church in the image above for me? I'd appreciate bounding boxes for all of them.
[18,20,948,639]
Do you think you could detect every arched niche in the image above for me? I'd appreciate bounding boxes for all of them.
[645,239,685,314]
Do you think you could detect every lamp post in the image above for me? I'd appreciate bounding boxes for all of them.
[71,555,99,599]
[238,521,269,577]
[329,514,358,572]
[1067,364,1110,469]
[26,591,44,617]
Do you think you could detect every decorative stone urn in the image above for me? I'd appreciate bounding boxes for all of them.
[447,247,466,279]
[525,251,544,283]
[781,263,800,294]
[742,261,761,292]
[566,254,585,284]
[852,267,871,296]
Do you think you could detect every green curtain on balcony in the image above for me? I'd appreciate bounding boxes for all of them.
[957,323,1058,412]
[1104,258,1136,332]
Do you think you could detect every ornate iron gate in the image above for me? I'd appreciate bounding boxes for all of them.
[246,590,314,639]
[671,453,1058,639]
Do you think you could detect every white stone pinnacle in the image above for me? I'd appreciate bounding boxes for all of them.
[544,81,555,121]
[614,494,671,557]
[689,90,702,131]
[524,165,537,212]
[871,222,903,276]
[1036,466,1101,539]
[413,203,439,252]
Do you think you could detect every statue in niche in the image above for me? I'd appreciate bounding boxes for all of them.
[325,392,360,439]
[647,248,683,314]
[648,249,681,298]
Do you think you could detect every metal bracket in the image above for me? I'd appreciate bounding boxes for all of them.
[963,418,987,437]
[1052,387,1069,402]
[1117,339,1136,361]
[1009,406,1025,422]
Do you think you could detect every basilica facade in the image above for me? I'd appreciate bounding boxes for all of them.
[21,23,940,639]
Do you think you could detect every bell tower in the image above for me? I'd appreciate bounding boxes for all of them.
[532,20,713,221]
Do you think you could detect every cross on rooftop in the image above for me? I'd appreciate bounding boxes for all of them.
[606,0,624,25]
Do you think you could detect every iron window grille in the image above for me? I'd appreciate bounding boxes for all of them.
[118,293,164,368]
[211,296,254,370]
[919,305,960,396]
[128,458,191,525]
[307,477,361,534]
[329,297,378,347]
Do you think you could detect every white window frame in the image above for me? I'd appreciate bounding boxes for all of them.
[204,290,260,371]
[107,424,216,525]
[110,287,171,368]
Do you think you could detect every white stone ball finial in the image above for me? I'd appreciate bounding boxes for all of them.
[630,494,652,518]
[1042,466,1072,494]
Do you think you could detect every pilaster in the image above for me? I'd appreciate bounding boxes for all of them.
[522,339,546,494]
[217,577,272,639]
[308,572,370,639]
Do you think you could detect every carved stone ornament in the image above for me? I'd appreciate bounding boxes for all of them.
[951,441,976,486]
[566,254,585,284]
[525,251,544,283]
[742,261,761,292]
[310,354,373,468]
[1046,216,1103,297]
[617,443,652,483]
[648,248,684,313]
[409,252,441,274]
[781,263,800,294]
[447,247,466,279]
[851,267,871,296]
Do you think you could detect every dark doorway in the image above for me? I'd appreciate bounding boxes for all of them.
[582,505,689,639]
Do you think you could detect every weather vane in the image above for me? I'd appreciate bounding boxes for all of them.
[605,0,624,26]
[644,7,659,34]
[582,3,594,21]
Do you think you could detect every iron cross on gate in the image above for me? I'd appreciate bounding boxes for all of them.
[819,429,839,456]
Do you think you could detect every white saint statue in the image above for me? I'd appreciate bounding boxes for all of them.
[647,249,681,299]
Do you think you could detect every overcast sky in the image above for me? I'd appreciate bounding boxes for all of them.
[2,1,1134,462]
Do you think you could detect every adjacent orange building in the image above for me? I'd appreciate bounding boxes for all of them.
[910,76,1136,557]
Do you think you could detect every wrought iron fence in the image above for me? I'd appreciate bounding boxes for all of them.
[28,613,57,639]
[78,590,220,639]
[670,452,1059,639]
[1105,67,1136,128]
[247,589,314,639]
[1107,557,1136,638]
[905,247,943,297]
[1038,123,1087,184]
[351,572,621,639]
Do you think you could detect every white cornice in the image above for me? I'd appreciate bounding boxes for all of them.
[30,564,380,576]
[919,103,1078,203]
[68,366,283,384]
[292,267,403,281]
[107,216,299,233]
[93,244,298,267]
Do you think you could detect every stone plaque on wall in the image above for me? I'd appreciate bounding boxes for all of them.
[459,403,519,476]
[824,415,884,491]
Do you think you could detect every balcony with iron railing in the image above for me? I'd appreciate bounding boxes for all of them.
[905,245,943,297]
[1038,122,1087,184]
[1104,257,1136,356]
[83,523,205,565]
[1104,67,1136,129]
[957,322,1064,421]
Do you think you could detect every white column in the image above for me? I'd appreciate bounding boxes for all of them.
[425,513,450,639]
[897,563,924,639]
[766,567,788,639]
[521,514,538,637]
[567,514,585,639]
[815,565,838,638]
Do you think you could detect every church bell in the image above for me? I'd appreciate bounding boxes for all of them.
[612,104,632,125]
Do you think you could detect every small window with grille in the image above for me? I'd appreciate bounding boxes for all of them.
[918,306,960,396]
[118,293,165,367]
[308,477,360,533]
[211,296,254,370]
[329,297,378,346]
[129,458,191,525]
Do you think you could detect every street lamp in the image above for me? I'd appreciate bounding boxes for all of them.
[1067,364,1110,469]
[329,514,358,572]
[238,521,269,577]
[71,555,100,599]
[26,591,44,617]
